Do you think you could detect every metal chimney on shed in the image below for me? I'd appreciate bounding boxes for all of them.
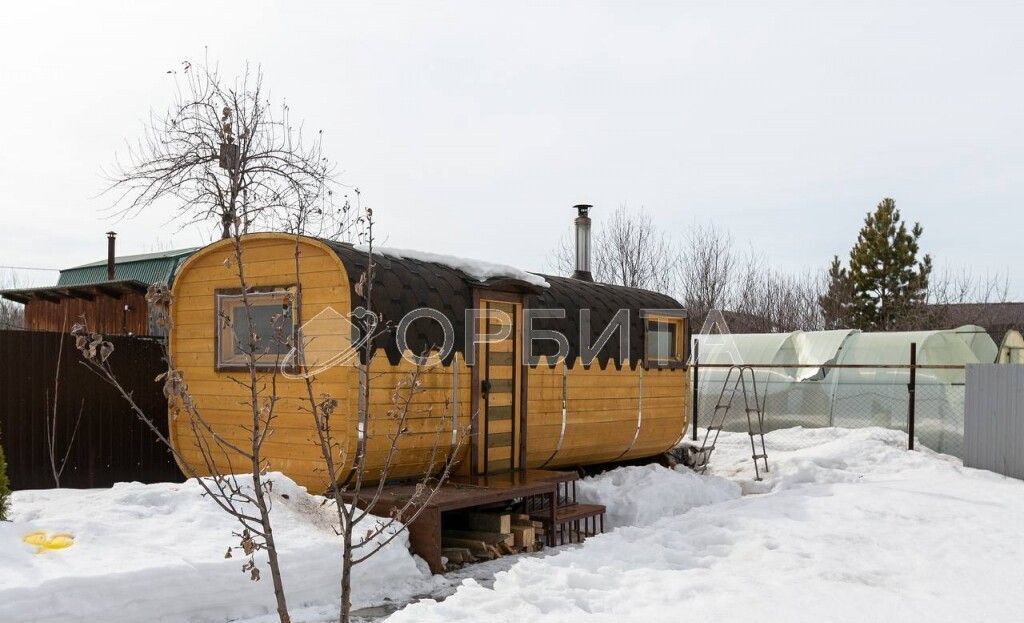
[573,204,593,281]
[106,231,117,280]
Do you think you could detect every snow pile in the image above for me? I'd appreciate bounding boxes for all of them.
[577,463,740,528]
[703,426,954,493]
[0,473,429,623]
[388,427,1024,623]
[356,244,550,288]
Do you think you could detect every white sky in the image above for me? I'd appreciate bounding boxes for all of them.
[1,1,1021,295]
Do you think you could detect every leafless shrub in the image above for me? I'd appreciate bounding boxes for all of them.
[77,259,295,620]
[44,312,84,487]
[291,210,467,623]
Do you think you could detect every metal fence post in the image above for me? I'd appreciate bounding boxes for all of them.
[908,342,917,450]
[691,339,699,441]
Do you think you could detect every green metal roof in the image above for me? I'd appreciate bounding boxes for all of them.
[57,247,198,287]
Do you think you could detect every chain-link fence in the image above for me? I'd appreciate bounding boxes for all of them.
[690,362,966,457]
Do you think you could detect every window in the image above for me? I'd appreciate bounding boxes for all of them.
[215,289,297,370]
[643,312,687,368]
[647,320,677,360]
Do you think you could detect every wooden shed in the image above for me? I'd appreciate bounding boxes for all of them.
[0,235,196,336]
[168,229,690,492]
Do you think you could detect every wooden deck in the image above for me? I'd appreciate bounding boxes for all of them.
[354,469,586,573]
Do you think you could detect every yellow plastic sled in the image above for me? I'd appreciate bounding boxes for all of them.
[23,531,75,554]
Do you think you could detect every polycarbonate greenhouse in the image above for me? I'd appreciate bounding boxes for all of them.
[692,326,998,456]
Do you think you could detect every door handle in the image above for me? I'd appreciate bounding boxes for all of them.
[481,379,491,395]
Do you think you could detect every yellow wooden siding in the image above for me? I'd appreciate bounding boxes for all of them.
[359,353,472,480]
[168,233,688,490]
[525,360,688,468]
[168,234,358,493]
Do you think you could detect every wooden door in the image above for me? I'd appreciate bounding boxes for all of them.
[476,298,522,475]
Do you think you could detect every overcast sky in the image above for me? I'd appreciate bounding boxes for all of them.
[1,1,1021,296]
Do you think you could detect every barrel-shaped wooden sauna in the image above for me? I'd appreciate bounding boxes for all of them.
[168,233,689,491]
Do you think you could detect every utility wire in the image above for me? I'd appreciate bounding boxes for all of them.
[0,265,60,272]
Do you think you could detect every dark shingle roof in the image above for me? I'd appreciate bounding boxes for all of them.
[527,275,683,369]
[324,241,684,368]
[327,242,478,366]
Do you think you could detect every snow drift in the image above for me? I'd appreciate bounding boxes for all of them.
[0,473,428,623]
[576,463,740,529]
[388,427,1024,623]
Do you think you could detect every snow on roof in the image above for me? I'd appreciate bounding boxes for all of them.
[355,245,550,288]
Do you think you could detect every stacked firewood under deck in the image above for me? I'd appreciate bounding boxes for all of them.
[356,469,607,573]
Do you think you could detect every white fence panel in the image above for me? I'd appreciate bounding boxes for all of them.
[964,364,1024,480]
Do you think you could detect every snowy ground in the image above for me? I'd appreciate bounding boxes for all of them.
[0,475,433,623]
[4,427,1024,622]
[388,428,1024,623]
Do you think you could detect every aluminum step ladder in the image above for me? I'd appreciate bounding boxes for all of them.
[695,365,770,480]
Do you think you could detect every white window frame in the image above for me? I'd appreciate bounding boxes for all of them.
[214,287,298,371]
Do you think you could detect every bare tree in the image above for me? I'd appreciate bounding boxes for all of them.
[106,55,351,240]
[77,234,297,622]
[676,223,736,328]
[728,251,825,332]
[96,52,468,623]
[287,210,467,623]
[905,266,1013,330]
[0,270,24,330]
[550,205,677,293]
[90,55,359,622]
[549,213,833,331]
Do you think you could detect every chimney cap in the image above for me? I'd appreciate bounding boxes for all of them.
[573,204,592,217]
[106,231,117,237]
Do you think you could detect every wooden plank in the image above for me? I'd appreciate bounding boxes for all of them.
[487,459,512,473]
[442,529,513,546]
[487,419,512,435]
[488,432,512,446]
[442,547,473,564]
[488,351,515,365]
[487,404,513,420]
[488,379,513,393]
[466,512,511,534]
[512,525,535,548]
[441,536,496,558]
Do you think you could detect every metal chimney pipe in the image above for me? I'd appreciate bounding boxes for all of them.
[106,231,117,281]
[572,204,593,281]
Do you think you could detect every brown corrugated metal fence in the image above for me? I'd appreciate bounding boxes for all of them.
[0,330,182,489]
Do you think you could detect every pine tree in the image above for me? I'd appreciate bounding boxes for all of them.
[819,256,854,329]
[0,427,10,521]
[839,198,932,330]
